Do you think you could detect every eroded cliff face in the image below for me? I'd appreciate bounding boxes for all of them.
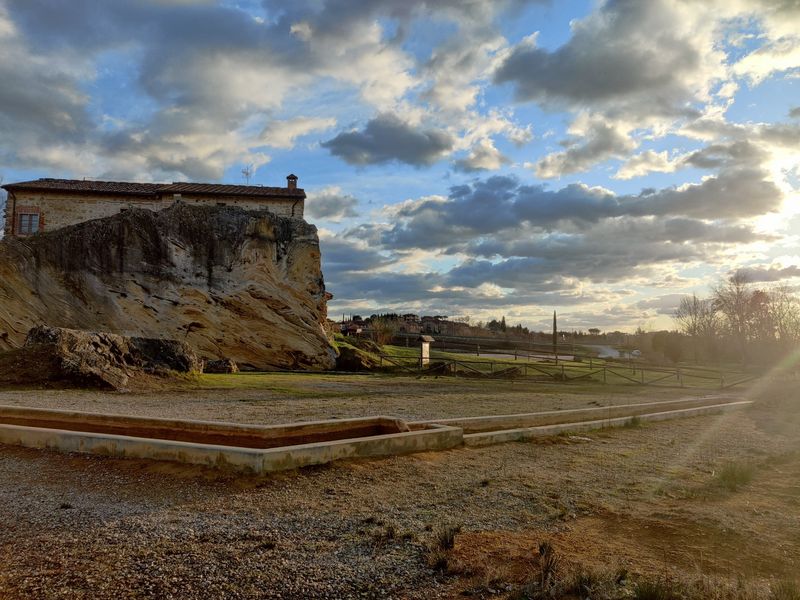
[0,203,335,370]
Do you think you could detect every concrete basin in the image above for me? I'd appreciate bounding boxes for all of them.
[0,406,463,474]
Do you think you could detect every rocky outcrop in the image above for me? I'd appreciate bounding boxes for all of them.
[204,358,239,374]
[0,203,335,370]
[0,326,201,390]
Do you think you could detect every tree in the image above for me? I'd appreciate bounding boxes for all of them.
[552,311,558,356]
[748,289,774,343]
[652,331,683,363]
[0,176,5,238]
[500,316,507,333]
[588,328,601,336]
[769,285,800,344]
[712,272,753,363]
[370,316,398,347]
[674,294,719,363]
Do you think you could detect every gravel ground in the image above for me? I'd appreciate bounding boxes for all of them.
[0,373,711,424]
[1,376,797,599]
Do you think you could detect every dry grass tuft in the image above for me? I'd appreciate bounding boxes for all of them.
[717,460,756,491]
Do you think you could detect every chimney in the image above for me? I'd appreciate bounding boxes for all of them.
[286,173,298,191]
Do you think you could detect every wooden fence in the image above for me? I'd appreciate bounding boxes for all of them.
[376,353,757,390]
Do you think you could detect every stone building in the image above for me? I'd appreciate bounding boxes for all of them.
[2,174,305,237]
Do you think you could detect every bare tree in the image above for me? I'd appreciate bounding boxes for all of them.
[712,272,753,363]
[370,316,398,347]
[769,285,800,344]
[674,294,719,363]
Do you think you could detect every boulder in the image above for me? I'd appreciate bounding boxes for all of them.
[204,358,240,374]
[2,325,203,390]
[335,345,380,372]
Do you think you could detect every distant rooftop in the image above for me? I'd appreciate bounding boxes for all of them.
[3,177,305,198]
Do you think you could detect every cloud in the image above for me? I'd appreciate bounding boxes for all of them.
[791,107,800,119]
[493,1,724,118]
[636,294,684,315]
[376,169,782,252]
[453,139,510,172]
[261,117,337,149]
[614,150,681,180]
[322,114,454,166]
[733,37,800,84]
[324,167,781,315]
[734,264,800,283]
[532,120,635,178]
[318,232,393,276]
[683,141,768,169]
[306,187,360,222]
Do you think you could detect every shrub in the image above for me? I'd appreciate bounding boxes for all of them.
[717,461,755,491]
[538,541,561,591]
[426,523,462,573]
[434,523,461,551]
[624,415,643,428]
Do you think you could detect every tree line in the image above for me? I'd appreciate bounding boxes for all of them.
[674,272,800,365]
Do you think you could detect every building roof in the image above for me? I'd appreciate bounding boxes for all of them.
[2,178,305,199]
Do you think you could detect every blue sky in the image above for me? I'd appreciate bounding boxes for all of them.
[0,0,799,332]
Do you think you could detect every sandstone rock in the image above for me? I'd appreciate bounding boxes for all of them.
[204,358,239,374]
[335,345,380,372]
[0,325,202,390]
[0,204,335,370]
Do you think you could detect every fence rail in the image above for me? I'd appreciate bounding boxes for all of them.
[376,352,757,390]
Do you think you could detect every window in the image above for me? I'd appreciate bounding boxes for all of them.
[18,213,40,235]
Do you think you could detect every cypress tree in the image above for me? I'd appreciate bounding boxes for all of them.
[552,310,557,356]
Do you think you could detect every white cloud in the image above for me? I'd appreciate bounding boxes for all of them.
[261,116,337,149]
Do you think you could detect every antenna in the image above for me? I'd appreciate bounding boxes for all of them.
[241,164,254,185]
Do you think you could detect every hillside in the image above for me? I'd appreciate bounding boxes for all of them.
[0,203,335,370]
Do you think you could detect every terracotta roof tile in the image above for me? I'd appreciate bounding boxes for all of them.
[2,178,305,198]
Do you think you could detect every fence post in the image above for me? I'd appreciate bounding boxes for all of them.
[477,344,480,357]
[589,357,593,369]
[561,364,565,380]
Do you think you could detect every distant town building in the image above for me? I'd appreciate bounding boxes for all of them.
[2,174,305,237]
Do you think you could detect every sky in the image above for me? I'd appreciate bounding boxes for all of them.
[0,0,798,332]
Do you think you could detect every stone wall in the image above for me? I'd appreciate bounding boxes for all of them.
[5,190,303,236]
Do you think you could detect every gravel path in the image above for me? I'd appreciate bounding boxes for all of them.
[0,374,710,424]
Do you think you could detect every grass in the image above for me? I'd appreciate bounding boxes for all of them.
[634,579,684,600]
[379,344,751,389]
[510,559,793,600]
[772,581,800,600]
[624,415,643,428]
[426,523,462,573]
[716,460,756,491]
